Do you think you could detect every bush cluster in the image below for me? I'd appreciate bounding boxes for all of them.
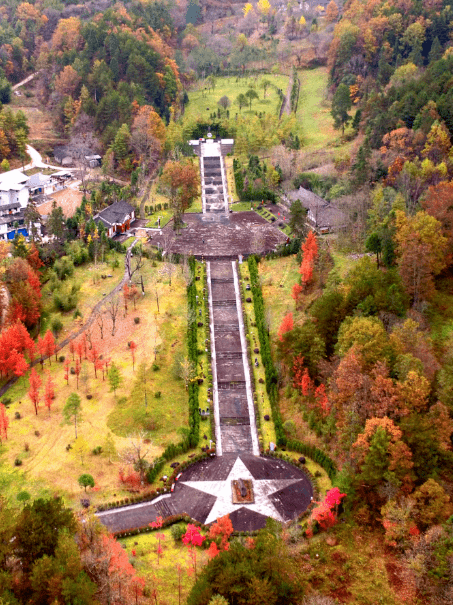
[233,157,277,203]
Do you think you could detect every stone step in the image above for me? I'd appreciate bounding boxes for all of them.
[211,277,234,283]
[220,417,250,426]
[214,325,240,332]
[218,381,246,390]
[212,300,236,307]
[153,497,176,519]
[217,351,243,359]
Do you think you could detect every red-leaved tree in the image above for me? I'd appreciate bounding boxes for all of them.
[299,230,318,287]
[28,368,42,415]
[129,341,137,371]
[43,329,56,365]
[44,373,54,415]
[182,524,205,578]
[307,487,346,536]
[278,312,293,341]
[208,514,233,558]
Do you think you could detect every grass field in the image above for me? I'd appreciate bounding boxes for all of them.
[295,67,336,149]
[0,257,193,507]
[259,255,302,340]
[184,74,289,125]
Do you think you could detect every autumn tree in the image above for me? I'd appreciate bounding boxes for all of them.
[160,159,200,229]
[325,0,339,22]
[395,210,447,304]
[421,181,453,264]
[278,312,293,341]
[413,479,451,530]
[54,65,81,99]
[307,487,346,536]
[299,230,318,287]
[44,373,54,415]
[353,417,414,503]
[28,367,42,415]
[129,340,137,371]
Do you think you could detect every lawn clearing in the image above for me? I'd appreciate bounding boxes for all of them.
[121,525,210,605]
[296,67,335,149]
[0,257,194,508]
[184,74,289,126]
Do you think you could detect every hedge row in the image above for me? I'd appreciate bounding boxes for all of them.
[248,256,285,446]
[285,440,337,481]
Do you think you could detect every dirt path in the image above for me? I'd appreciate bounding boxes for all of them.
[12,71,40,91]
[0,239,138,398]
[279,74,293,118]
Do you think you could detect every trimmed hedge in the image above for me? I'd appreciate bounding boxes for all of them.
[285,440,337,481]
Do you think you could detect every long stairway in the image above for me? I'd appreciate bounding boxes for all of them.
[200,140,229,216]
[207,260,259,456]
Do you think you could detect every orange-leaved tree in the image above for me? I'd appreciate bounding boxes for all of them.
[28,367,42,415]
[278,312,293,341]
[299,230,318,288]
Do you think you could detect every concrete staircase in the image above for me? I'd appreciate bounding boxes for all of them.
[207,260,259,456]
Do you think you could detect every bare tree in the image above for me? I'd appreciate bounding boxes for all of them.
[106,295,120,336]
[95,309,105,339]
[127,242,145,280]
[178,356,196,390]
[121,432,151,484]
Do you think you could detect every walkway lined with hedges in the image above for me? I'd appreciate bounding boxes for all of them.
[207,260,259,456]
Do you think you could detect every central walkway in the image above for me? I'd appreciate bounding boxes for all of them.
[207,260,259,455]
[97,143,313,534]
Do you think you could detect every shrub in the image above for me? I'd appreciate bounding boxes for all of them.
[58,355,65,363]
[92,446,103,455]
[134,317,140,324]
[154,391,161,399]
[171,523,187,542]
[152,363,160,371]
[14,458,22,466]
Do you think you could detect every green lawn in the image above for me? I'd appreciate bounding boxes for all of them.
[296,67,335,148]
[184,73,289,125]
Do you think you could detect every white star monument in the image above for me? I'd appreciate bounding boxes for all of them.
[180,457,302,524]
